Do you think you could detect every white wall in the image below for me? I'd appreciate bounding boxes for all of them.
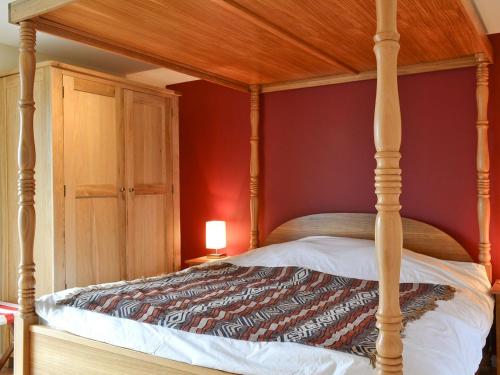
[0,43,18,71]
[0,42,52,72]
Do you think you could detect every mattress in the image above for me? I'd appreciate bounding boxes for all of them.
[36,236,493,375]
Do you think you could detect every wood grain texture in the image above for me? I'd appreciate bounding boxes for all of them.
[124,90,178,279]
[3,58,182,373]
[249,85,259,249]
[0,69,8,360]
[0,325,13,370]
[261,56,478,93]
[3,69,54,302]
[373,1,403,373]
[31,18,250,93]
[458,0,494,61]
[74,185,118,198]
[63,74,125,288]
[234,0,493,69]
[476,53,492,282]
[8,0,74,23]
[14,20,37,375]
[72,77,115,97]
[30,325,232,375]
[0,66,119,302]
[1,62,181,295]
[0,61,180,98]
[170,96,181,272]
[0,77,6,298]
[7,0,491,85]
[4,1,493,374]
[50,67,65,293]
[35,0,348,84]
[265,213,472,262]
[184,256,222,267]
[208,0,357,73]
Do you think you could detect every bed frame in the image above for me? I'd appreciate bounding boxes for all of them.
[29,212,472,375]
[6,1,493,374]
[265,213,472,262]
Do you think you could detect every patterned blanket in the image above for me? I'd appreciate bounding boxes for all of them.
[58,263,455,365]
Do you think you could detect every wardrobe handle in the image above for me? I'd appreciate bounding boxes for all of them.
[119,187,125,193]
[129,187,135,193]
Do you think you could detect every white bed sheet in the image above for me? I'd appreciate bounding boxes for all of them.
[36,236,493,375]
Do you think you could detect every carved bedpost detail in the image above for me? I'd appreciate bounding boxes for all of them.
[476,53,492,282]
[373,1,403,374]
[250,84,260,249]
[14,20,37,375]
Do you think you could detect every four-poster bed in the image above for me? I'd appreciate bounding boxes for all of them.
[6,0,494,374]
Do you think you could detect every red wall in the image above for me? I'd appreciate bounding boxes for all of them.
[172,33,500,278]
[489,33,500,278]
[262,68,477,256]
[169,81,250,261]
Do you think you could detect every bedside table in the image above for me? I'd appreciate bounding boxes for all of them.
[185,256,227,267]
[491,280,500,374]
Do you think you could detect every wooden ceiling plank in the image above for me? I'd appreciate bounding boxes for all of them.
[261,55,478,93]
[9,0,492,87]
[43,0,346,84]
[33,17,250,93]
[9,0,75,24]
[209,0,359,74]
[458,0,494,63]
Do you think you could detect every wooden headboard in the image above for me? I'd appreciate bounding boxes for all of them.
[265,213,472,262]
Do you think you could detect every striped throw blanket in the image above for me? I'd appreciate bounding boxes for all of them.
[58,263,455,365]
[0,302,18,326]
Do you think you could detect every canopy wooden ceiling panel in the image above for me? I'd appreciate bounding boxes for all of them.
[235,0,488,70]
[9,0,492,92]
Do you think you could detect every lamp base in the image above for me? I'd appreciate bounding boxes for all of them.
[207,253,227,259]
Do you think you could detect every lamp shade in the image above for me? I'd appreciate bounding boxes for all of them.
[206,221,226,250]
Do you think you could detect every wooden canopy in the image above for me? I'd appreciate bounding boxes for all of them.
[9,0,493,92]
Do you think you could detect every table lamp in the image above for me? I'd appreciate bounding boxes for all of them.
[206,220,227,258]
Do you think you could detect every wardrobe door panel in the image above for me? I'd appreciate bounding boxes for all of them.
[131,195,167,279]
[74,199,122,286]
[63,75,125,288]
[124,90,173,280]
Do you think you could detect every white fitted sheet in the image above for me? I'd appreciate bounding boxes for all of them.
[36,236,493,375]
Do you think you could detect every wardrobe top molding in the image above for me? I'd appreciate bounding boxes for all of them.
[8,0,493,93]
[0,60,181,97]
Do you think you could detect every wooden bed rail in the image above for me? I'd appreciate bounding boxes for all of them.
[373,0,403,374]
[476,53,492,282]
[249,84,260,249]
[14,20,37,375]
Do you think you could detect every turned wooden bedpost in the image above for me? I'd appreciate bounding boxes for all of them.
[14,20,37,375]
[373,0,403,374]
[249,84,260,249]
[476,53,492,282]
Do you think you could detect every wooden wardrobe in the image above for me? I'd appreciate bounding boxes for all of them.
[0,61,180,301]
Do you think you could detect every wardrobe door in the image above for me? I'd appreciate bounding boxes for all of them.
[124,90,174,279]
[63,75,126,288]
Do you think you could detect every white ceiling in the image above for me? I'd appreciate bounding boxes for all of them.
[0,0,499,86]
[126,68,197,88]
[474,0,500,35]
